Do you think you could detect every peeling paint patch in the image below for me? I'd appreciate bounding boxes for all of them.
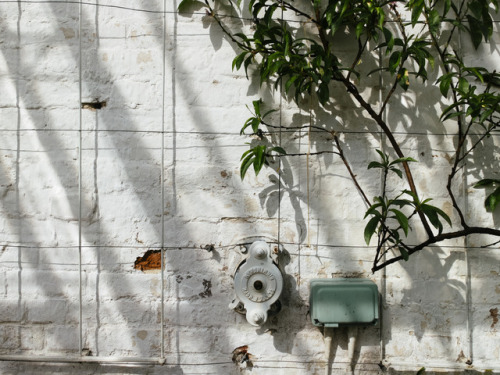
[490,308,498,328]
[134,250,161,271]
[199,279,212,298]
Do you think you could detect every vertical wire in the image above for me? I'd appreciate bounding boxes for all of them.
[458,26,473,365]
[377,46,386,365]
[305,17,312,249]
[78,0,83,356]
[278,2,284,250]
[160,0,166,360]
[15,0,23,347]
[307,102,311,248]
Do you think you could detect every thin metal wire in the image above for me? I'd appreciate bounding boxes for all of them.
[1,240,499,252]
[377,46,386,366]
[3,127,500,138]
[160,0,167,360]
[3,1,500,25]
[77,0,83,356]
[277,0,283,262]
[458,25,474,365]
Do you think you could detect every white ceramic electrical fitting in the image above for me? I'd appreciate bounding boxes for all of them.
[230,241,283,326]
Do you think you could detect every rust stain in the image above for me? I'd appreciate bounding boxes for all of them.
[490,308,498,328]
[134,250,161,271]
[199,279,212,298]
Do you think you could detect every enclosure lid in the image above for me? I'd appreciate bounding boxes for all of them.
[310,279,379,327]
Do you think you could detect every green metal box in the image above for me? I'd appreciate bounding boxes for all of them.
[310,279,379,327]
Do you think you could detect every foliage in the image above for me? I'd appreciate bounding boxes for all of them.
[179,0,500,271]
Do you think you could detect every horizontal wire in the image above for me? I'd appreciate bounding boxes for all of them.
[1,127,499,138]
[0,0,498,25]
[0,0,179,14]
[1,241,498,252]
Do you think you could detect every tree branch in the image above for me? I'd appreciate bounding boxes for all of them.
[372,226,500,272]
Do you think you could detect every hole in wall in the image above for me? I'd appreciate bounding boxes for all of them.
[81,100,107,110]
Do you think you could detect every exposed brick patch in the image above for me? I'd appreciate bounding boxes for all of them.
[134,250,161,271]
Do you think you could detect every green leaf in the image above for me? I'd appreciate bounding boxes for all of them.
[416,367,426,375]
[428,9,441,35]
[285,75,299,93]
[458,77,469,94]
[485,186,500,212]
[443,0,451,15]
[317,82,330,105]
[391,199,412,208]
[474,179,500,188]
[364,216,380,245]
[270,146,286,155]
[399,247,409,261]
[241,117,258,135]
[251,117,260,133]
[421,203,452,233]
[356,22,364,39]
[364,205,382,218]
[469,0,483,18]
[383,27,395,53]
[390,157,418,165]
[368,161,385,169]
[240,153,255,180]
[375,149,389,164]
[390,167,403,179]
[467,15,484,49]
[252,100,262,117]
[389,51,401,74]
[232,52,247,71]
[397,68,410,91]
[390,209,409,236]
[410,0,424,26]
[252,145,267,175]
[438,73,453,97]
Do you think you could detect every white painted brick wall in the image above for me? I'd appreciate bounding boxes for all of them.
[0,1,499,375]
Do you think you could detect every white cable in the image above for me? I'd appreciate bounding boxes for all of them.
[323,327,333,375]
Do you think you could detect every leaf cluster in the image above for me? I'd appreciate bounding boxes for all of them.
[179,0,500,270]
[364,151,451,262]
